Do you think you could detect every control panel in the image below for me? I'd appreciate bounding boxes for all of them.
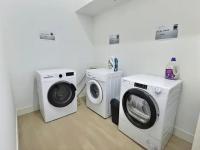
[134,83,148,89]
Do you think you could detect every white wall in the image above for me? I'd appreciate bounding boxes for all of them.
[77,14,94,44]
[0,19,17,150]
[93,0,200,142]
[1,0,95,112]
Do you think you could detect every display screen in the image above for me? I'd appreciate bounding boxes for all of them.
[66,72,74,76]
[134,83,147,89]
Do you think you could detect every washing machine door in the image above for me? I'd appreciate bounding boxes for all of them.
[87,80,103,104]
[122,88,159,129]
[47,81,76,108]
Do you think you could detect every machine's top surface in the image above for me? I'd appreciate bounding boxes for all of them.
[123,74,182,89]
[37,68,75,76]
[87,68,123,77]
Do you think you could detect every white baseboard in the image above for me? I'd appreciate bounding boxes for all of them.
[17,97,86,116]
[17,105,39,116]
[173,126,194,143]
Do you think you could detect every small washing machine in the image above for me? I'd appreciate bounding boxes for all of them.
[86,68,123,118]
[36,69,77,122]
[118,74,182,150]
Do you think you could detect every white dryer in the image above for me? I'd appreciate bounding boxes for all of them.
[118,74,182,150]
[86,68,123,118]
[36,69,77,122]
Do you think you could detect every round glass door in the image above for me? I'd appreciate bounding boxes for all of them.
[48,81,76,107]
[122,88,159,129]
[87,80,103,104]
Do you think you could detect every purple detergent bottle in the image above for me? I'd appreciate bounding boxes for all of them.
[165,57,180,80]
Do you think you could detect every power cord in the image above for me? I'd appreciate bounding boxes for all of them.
[76,67,97,106]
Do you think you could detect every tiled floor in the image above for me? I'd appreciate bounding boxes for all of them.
[18,100,192,150]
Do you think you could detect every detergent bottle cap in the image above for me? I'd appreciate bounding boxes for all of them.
[171,57,176,61]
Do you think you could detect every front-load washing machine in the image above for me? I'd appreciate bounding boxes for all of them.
[118,74,182,150]
[86,68,123,118]
[36,69,77,122]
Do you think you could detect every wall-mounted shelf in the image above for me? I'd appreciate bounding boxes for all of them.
[76,0,130,17]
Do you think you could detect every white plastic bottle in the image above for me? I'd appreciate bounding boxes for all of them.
[165,57,180,80]
[108,56,118,72]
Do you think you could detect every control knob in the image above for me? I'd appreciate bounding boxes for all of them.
[155,88,162,95]
[59,74,63,78]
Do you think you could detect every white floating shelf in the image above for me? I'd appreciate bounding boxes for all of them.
[76,0,130,17]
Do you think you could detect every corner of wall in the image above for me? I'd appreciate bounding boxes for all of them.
[174,126,194,143]
[16,112,19,150]
[17,105,39,116]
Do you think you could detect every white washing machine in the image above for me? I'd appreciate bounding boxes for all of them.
[36,69,77,122]
[118,74,182,150]
[86,68,123,118]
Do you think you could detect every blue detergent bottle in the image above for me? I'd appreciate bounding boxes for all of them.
[114,58,118,72]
